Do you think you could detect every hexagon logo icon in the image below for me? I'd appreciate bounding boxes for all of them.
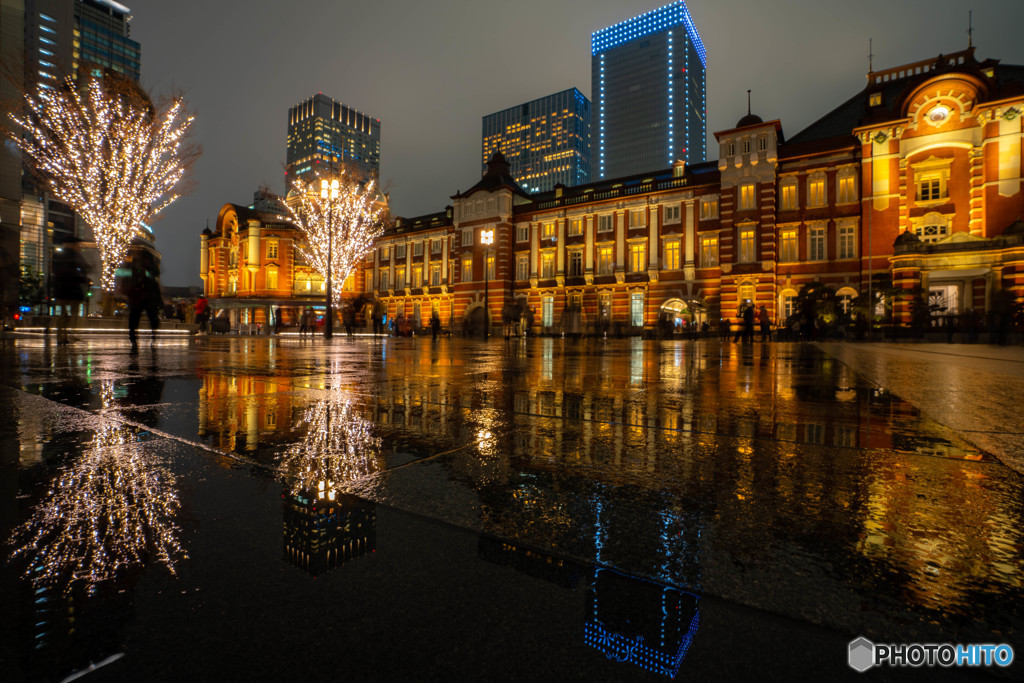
[848,637,875,672]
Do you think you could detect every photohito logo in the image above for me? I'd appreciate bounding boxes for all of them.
[848,637,1014,671]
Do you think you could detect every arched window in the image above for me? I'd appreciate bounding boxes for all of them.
[779,289,798,321]
[836,287,858,315]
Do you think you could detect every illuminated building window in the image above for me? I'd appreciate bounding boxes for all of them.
[430,264,441,286]
[516,255,529,281]
[569,218,583,236]
[630,292,644,327]
[516,225,529,242]
[412,268,422,288]
[663,240,680,270]
[542,296,554,327]
[913,213,950,242]
[869,92,882,107]
[486,254,495,279]
[462,255,473,281]
[542,222,556,239]
[597,246,614,275]
[379,271,389,291]
[462,229,473,246]
[738,225,755,262]
[568,249,583,276]
[541,251,555,279]
[699,198,718,220]
[779,179,797,210]
[380,245,390,261]
[838,224,857,259]
[664,204,681,223]
[267,240,279,259]
[266,267,278,289]
[628,242,646,272]
[738,281,755,305]
[396,266,406,290]
[837,171,857,204]
[807,174,826,207]
[343,274,354,291]
[916,173,948,202]
[779,229,798,262]
[739,183,756,210]
[808,224,826,261]
[700,235,718,267]
[598,215,613,233]
[629,210,646,228]
[413,241,424,257]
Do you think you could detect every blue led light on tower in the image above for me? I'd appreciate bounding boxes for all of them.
[591,0,707,179]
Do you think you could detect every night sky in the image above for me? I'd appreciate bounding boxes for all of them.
[131,0,1024,286]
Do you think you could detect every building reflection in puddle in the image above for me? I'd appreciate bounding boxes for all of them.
[189,342,1021,626]
[476,538,700,679]
[283,486,376,577]
[585,568,700,679]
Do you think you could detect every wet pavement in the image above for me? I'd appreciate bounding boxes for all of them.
[0,336,1020,682]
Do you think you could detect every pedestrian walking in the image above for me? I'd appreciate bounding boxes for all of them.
[742,304,755,343]
[123,245,162,347]
[430,311,441,340]
[51,235,90,344]
[758,305,771,342]
[194,295,210,334]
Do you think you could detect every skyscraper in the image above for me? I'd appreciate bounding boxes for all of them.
[591,0,707,180]
[482,88,591,193]
[286,94,381,188]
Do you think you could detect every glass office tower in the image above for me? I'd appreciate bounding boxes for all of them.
[591,0,707,179]
[482,88,591,193]
[286,94,381,187]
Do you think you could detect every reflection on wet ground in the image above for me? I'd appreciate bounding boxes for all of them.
[0,337,1020,681]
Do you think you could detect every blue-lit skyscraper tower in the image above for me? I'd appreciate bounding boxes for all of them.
[591,1,707,179]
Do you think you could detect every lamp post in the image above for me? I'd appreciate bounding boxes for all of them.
[481,229,494,339]
[321,178,338,339]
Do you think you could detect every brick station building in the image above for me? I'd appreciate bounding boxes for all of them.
[205,48,1024,335]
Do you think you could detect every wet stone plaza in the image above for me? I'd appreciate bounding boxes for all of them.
[0,336,1021,682]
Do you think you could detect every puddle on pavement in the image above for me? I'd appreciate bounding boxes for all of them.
[1,339,1021,681]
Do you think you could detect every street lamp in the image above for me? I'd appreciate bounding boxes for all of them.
[321,178,339,339]
[481,228,494,339]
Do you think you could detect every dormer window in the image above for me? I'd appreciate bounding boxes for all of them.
[869,92,882,107]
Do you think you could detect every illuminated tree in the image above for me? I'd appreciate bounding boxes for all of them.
[287,170,387,334]
[279,387,383,497]
[7,74,197,291]
[8,382,187,594]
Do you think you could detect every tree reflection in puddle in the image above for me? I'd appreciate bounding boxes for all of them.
[8,381,187,596]
[278,388,384,496]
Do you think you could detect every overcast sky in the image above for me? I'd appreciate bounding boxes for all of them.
[132,0,1024,286]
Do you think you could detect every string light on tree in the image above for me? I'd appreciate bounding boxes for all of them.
[287,170,387,331]
[7,75,197,291]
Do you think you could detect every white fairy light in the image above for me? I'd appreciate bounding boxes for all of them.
[280,389,383,496]
[287,170,386,307]
[8,76,194,291]
[8,381,187,594]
